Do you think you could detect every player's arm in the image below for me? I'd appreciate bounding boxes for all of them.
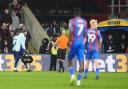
[21,35,26,50]
[13,36,17,45]
[68,20,74,46]
[98,30,102,48]
[55,37,60,48]
[84,20,87,44]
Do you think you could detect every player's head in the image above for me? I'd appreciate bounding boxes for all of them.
[90,19,98,29]
[73,7,82,17]
[15,28,20,35]
[11,10,16,16]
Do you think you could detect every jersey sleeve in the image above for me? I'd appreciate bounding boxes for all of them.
[85,30,88,41]
[21,34,26,50]
[84,20,87,33]
[56,37,59,45]
[97,30,102,41]
[13,36,17,45]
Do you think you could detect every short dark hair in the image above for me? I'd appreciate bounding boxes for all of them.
[73,7,82,16]
[15,28,20,34]
[42,38,49,44]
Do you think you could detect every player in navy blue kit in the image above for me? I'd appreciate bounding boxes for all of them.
[68,8,87,86]
[84,19,102,79]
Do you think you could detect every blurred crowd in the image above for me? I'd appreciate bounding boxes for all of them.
[103,33,128,53]
[39,20,69,54]
[42,20,69,38]
[0,0,127,54]
[40,20,128,54]
[0,0,31,54]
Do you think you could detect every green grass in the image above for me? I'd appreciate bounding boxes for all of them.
[0,72,128,89]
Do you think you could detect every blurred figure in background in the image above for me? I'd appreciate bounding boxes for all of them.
[104,34,115,53]
[11,10,20,30]
[2,40,9,54]
[45,24,55,38]
[49,36,58,71]
[13,28,26,72]
[8,30,15,53]
[2,9,12,26]
[1,23,9,41]
[52,20,60,37]
[21,25,31,49]
[9,0,21,19]
[118,34,127,53]
[0,36,2,53]
[56,30,68,72]
[39,38,49,54]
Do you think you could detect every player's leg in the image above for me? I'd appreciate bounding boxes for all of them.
[84,51,92,78]
[57,49,63,72]
[84,60,90,78]
[58,60,64,72]
[61,49,66,72]
[53,55,57,71]
[68,45,77,85]
[26,63,32,72]
[76,44,84,86]
[24,63,28,70]
[93,50,100,79]
[49,54,54,71]
[14,51,20,72]
[24,63,31,72]
[77,60,84,86]
[61,60,64,72]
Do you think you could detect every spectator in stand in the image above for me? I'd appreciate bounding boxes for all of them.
[9,24,15,31]
[118,34,127,53]
[2,9,12,26]
[0,36,2,53]
[8,30,15,53]
[45,24,55,38]
[49,36,58,71]
[60,21,69,37]
[9,0,21,19]
[0,23,13,53]
[52,20,60,36]
[18,0,26,6]
[104,34,115,53]
[22,26,31,49]
[39,38,49,54]
[1,23,10,41]
[11,10,20,30]
[0,12,3,25]
[2,40,9,54]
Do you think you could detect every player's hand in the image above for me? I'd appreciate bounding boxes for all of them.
[98,43,102,49]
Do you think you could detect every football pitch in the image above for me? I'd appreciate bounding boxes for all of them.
[0,72,128,89]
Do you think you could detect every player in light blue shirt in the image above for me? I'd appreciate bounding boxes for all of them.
[13,28,26,72]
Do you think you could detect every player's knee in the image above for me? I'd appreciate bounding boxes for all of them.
[85,60,90,66]
[94,60,99,67]
[79,67,84,72]
[79,63,84,72]
[68,60,72,67]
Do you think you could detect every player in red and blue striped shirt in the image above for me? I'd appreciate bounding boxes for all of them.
[84,19,102,79]
[68,8,87,86]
